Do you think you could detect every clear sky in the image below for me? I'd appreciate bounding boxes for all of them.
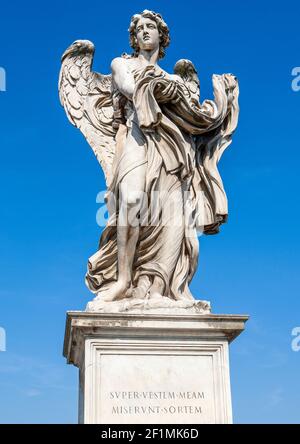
[0,0,299,424]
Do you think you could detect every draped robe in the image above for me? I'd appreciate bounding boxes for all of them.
[86,65,239,300]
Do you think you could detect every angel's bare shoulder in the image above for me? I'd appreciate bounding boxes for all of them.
[111,57,125,71]
[110,56,137,99]
[111,56,135,74]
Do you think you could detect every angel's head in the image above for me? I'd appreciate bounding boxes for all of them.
[129,10,170,59]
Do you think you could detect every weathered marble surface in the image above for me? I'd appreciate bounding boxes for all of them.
[64,311,248,424]
[59,10,239,311]
[86,295,211,314]
[60,10,245,425]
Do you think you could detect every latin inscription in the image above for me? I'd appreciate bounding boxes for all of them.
[109,391,205,416]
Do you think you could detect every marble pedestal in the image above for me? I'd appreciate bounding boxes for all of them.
[63,311,248,424]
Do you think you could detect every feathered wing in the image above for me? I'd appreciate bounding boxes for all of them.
[58,40,117,185]
[174,59,200,103]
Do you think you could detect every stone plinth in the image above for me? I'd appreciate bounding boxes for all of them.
[63,311,248,424]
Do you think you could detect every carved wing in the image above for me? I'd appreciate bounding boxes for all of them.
[59,40,117,185]
[174,59,200,103]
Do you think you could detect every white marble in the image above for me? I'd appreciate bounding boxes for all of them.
[60,9,245,426]
[59,10,240,309]
[64,311,248,424]
[86,296,211,314]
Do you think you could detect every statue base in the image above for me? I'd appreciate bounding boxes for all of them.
[86,296,211,314]
[63,310,248,424]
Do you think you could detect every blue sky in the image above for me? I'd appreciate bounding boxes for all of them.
[0,0,299,423]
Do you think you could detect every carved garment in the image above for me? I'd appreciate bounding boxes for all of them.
[86,65,239,300]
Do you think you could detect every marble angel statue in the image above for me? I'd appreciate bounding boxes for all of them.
[58,10,239,312]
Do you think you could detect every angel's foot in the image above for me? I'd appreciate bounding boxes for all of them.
[132,275,151,299]
[98,279,131,302]
[148,276,165,300]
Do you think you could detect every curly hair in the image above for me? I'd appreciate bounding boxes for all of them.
[129,10,170,59]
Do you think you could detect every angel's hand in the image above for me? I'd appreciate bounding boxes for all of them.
[158,80,179,104]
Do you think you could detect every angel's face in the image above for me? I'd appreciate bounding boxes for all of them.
[135,17,160,53]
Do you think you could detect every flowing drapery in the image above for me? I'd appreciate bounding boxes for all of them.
[86,66,239,300]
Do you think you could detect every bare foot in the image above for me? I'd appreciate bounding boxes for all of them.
[98,280,130,302]
[132,276,151,299]
[148,276,165,300]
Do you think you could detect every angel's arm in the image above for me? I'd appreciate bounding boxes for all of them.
[111,58,135,101]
